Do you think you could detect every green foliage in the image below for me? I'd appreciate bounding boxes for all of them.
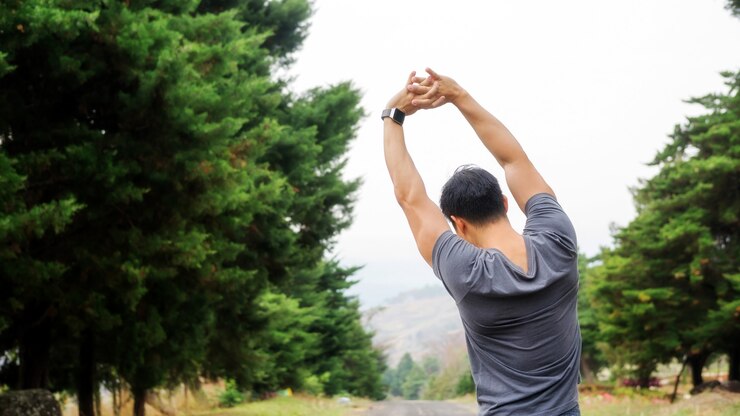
[0,0,384,405]
[386,353,415,397]
[218,379,244,408]
[728,0,740,17]
[250,291,317,392]
[578,253,608,381]
[401,365,426,400]
[455,368,475,396]
[300,373,325,396]
[384,353,457,400]
[421,356,441,376]
[264,260,386,400]
[423,371,459,400]
[588,71,740,385]
[422,352,470,400]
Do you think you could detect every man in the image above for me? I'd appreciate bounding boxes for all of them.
[382,68,581,416]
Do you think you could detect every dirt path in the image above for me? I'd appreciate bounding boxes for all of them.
[359,399,477,416]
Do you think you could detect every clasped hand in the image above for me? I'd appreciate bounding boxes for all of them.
[386,68,464,117]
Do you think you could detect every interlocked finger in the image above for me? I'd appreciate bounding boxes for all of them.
[405,70,416,87]
[419,82,439,100]
[411,76,431,86]
[407,83,433,95]
[411,82,443,108]
[430,95,446,108]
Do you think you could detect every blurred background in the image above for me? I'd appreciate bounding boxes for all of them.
[0,1,738,415]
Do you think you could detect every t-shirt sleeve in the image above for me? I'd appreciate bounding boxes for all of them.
[432,231,480,303]
[523,193,577,255]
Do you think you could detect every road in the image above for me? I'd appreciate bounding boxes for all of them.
[361,400,477,416]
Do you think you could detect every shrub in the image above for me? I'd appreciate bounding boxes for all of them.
[218,379,244,408]
[456,370,475,395]
[302,374,324,396]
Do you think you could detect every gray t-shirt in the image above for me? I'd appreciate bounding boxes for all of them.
[432,193,581,416]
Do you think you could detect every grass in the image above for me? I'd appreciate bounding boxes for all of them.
[60,385,740,416]
[579,390,740,416]
[451,389,740,416]
[191,395,369,416]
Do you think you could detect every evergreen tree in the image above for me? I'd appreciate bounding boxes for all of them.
[590,71,740,386]
[421,356,441,376]
[0,1,385,415]
[293,263,386,400]
[577,253,607,383]
[727,0,740,17]
[388,353,415,397]
[455,368,475,396]
[401,364,426,400]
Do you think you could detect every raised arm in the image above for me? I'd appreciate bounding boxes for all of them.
[384,72,449,266]
[410,68,554,213]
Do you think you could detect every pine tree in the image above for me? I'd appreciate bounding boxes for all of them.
[577,253,606,383]
[0,2,386,414]
[590,71,740,386]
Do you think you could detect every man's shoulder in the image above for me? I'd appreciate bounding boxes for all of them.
[524,192,560,216]
[523,193,577,255]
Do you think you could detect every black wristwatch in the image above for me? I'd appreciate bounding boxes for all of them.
[381,108,405,126]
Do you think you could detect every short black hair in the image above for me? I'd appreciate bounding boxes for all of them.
[440,165,505,225]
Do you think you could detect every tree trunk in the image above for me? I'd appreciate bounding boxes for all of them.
[580,356,596,384]
[18,317,51,389]
[95,390,102,416]
[133,388,146,416]
[112,387,118,416]
[635,364,653,388]
[78,330,95,416]
[687,352,708,388]
[670,357,688,403]
[729,346,740,381]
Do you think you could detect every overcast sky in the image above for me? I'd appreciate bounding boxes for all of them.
[287,0,740,308]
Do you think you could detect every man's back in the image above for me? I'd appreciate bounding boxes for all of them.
[433,193,581,415]
[383,68,581,415]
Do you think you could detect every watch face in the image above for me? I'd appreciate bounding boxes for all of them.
[391,109,405,124]
[381,108,404,125]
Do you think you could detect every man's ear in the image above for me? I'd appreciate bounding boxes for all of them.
[503,195,509,213]
[450,215,466,234]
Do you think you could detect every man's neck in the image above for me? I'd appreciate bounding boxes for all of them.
[466,218,528,272]
[467,218,521,250]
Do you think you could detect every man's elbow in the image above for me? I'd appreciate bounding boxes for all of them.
[394,187,411,206]
[393,186,418,208]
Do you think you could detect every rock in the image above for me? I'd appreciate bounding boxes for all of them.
[0,389,61,416]
[337,396,352,405]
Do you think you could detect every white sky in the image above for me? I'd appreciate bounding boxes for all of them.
[288,0,740,308]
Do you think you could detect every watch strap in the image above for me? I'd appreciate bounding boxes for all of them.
[381,108,405,125]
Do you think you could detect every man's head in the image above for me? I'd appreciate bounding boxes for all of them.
[440,165,507,232]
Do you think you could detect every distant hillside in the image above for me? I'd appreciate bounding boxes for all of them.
[363,284,467,367]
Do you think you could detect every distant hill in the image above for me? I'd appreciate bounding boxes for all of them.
[363,284,467,367]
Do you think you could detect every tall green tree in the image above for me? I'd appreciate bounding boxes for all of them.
[590,71,740,387]
[727,0,740,17]
[577,253,607,383]
[387,353,415,397]
[0,152,82,389]
[0,2,384,416]
[0,2,286,414]
[401,364,426,400]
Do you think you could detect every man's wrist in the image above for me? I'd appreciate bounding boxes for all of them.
[386,102,413,114]
[450,89,470,106]
[382,108,406,125]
